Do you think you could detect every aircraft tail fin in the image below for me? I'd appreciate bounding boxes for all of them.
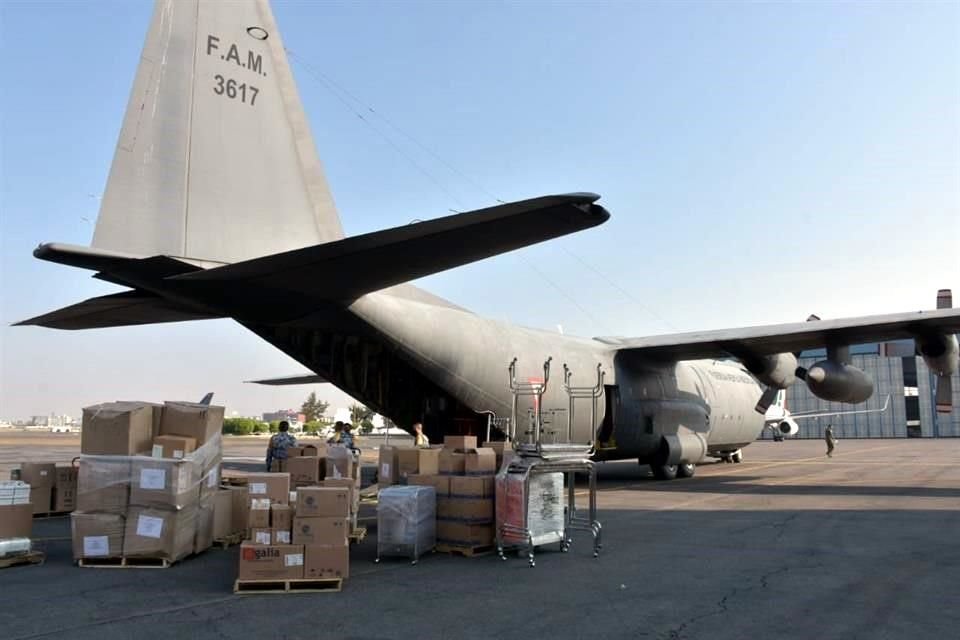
[92,0,343,265]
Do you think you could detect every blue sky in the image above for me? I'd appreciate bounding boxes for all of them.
[1,0,957,421]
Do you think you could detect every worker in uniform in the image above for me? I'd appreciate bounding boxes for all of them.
[413,422,429,447]
[824,424,837,458]
[265,421,297,471]
[340,423,355,450]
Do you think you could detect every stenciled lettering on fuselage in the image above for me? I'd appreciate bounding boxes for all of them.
[707,369,755,385]
[205,35,263,107]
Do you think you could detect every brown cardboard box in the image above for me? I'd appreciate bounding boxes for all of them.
[297,487,349,517]
[195,497,215,553]
[418,448,441,476]
[292,517,348,545]
[81,402,155,455]
[396,448,420,479]
[273,528,292,544]
[20,463,56,488]
[407,474,450,497]
[438,450,466,475]
[237,543,304,580]
[71,512,125,559]
[30,486,53,514]
[322,478,358,513]
[286,446,304,458]
[436,497,455,520]
[54,476,78,512]
[0,503,33,538]
[245,473,290,504]
[77,457,130,514]
[287,457,321,486]
[151,435,197,459]
[129,458,199,508]
[271,504,293,530]
[436,521,493,547]
[228,486,249,533]
[482,441,513,468]
[123,506,197,560]
[269,459,287,473]
[305,544,349,579]
[442,497,493,523]
[248,498,271,528]
[378,446,399,488]
[301,444,325,457]
[464,449,497,475]
[450,476,495,498]
[444,435,478,450]
[251,527,273,545]
[212,489,234,540]
[159,402,225,446]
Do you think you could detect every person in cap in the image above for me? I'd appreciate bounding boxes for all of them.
[266,421,297,471]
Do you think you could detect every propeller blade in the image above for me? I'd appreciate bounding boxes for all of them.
[754,386,780,414]
[935,376,953,414]
[796,366,808,381]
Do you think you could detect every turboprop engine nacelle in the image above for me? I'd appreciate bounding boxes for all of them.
[747,353,798,389]
[778,418,800,436]
[917,333,960,377]
[805,360,874,404]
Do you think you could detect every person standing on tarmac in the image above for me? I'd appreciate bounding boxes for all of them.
[340,423,355,450]
[266,421,297,471]
[824,424,837,458]
[413,422,429,447]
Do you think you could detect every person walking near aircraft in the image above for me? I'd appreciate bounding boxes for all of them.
[824,424,837,458]
[266,421,297,471]
[413,422,429,447]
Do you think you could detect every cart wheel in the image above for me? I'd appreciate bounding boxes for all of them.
[374,558,380,564]
[411,560,417,566]
[593,551,599,558]
[529,561,536,568]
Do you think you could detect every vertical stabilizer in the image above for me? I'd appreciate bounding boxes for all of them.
[92,0,344,264]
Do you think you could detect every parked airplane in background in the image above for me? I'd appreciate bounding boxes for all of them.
[18,0,960,480]
[759,391,891,449]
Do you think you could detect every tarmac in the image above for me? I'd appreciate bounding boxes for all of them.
[3,435,959,640]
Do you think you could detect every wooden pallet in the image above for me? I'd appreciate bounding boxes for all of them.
[0,551,45,569]
[78,556,172,569]
[214,532,245,549]
[348,526,367,544]
[435,543,495,557]
[234,578,342,594]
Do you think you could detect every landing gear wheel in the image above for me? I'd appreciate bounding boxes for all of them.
[652,463,678,481]
[676,463,696,478]
[731,451,743,464]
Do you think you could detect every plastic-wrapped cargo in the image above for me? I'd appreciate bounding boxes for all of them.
[376,485,436,563]
[496,471,564,546]
[0,481,31,505]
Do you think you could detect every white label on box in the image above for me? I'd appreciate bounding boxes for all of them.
[207,469,218,488]
[40,470,48,477]
[284,553,303,567]
[151,445,164,458]
[289,491,297,504]
[275,530,291,544]
[173,450,184,459]
[380,463,391,479]
[255,531,271,544]
[136,515,165,539]
[140,468,166,490]
[251,498,271,510]
[250,482,267,495]
[83,535,109,557]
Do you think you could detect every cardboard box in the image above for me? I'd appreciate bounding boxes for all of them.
[248,499,271,528]
[77,457,129,514]
[212,489,234,540]
[465,449,497,475]
[245,473,290,505]
[237,543,304,580]
[81,402,155,455]
[444,435,478,450]
[129,458,199,508]
[271,504,293,531]
[159,402,224,446]
[195,497,215,554]
[20,463,56,488]
[71,512,125,559]
[436,521,493,547]
[0,503,33,538]
[123,506,197,560]
[407,474,450,497]
[482,441,513,468]
[396,448,420,479]
[268,459,288,473]
[438,450,465,475]
[251,527,273,545]
[378,446,399,488]
[417,448,441,476]
[322,478,358,513]
[287,457,322,486]
[228,486,249,533]
[297,487,349,517]
[286,446,304,458]
[301,444,324,457]
[151,435,197,460]
[292,517,348,545]
[450,476,495,498]
[30,485,53,514]
[440,496,493,523]
[54,466,78,510]
[199,462,221,501]
[305,544,349,579]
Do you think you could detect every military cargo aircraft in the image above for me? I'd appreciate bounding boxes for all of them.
[18,0,959,480]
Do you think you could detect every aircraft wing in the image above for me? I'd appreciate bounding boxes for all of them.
[247,374,328,385]
[169,193,609,301]
[14,290,221,330]
[597,308,960,360]
[766,395,891,424]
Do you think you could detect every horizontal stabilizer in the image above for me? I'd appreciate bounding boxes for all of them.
[247,374,328,385]
[15,290,222,330]
[171,193,609,301]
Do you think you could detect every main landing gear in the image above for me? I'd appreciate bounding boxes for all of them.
[719,450,743,464]
[647,461,697,480]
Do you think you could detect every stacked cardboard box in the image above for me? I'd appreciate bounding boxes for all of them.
[70,400,226,564]
[407,435,497,551]
[326,445,361,533]
[16,463,79,514]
